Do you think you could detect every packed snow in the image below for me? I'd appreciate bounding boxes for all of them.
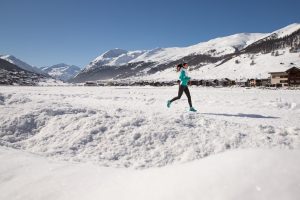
[1,147,299,200]
[0,86,299,168]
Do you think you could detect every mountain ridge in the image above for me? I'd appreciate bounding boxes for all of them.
[72,23,300,83]
[0,55,46,75]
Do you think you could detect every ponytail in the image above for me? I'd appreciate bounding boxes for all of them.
[176,63,183,72]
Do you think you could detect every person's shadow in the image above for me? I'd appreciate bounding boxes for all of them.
[202,113,279,119]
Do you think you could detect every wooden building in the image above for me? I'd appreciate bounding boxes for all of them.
[286,67,300,86]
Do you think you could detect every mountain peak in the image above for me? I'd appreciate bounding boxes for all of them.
[51,63,69,68]
[102,48,128,59]
[0,54,46,75]
[41,63,81,82]
[0,55,16,60]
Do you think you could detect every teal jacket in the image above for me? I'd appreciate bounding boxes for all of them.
[179,70,190,86]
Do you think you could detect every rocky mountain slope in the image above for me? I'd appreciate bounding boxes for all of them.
[0,58,50,85]
[0,55,46,75]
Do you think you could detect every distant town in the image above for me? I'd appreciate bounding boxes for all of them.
[83,67,300,88]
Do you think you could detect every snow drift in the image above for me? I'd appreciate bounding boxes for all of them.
[0,147,299,200]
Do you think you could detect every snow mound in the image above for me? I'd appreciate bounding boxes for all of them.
[1,87,299,169]
[0,147,299,200]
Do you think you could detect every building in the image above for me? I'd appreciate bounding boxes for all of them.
[261,78,270,87]
[269,67,300,87]
[249,79,260,87]
[202,79,216,87]
[84,81,97,86]
[286,67,300,86]
[236,79,249,87]
[215,78,234,87]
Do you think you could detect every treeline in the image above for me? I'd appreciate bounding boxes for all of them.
[242,28,300,54]
[148,53,231,74]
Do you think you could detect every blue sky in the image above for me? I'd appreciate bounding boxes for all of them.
[0,0,299,68]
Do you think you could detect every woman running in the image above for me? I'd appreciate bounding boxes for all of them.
[167,63,197,112]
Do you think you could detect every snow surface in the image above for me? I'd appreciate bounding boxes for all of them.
[36,78,70,86]
[0,86,299,169]
[0,147,299,200]
[1,86,300,200]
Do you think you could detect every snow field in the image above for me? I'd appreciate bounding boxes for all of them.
[0,147,300,200]
[0,86,300,168]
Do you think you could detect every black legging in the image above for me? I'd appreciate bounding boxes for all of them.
[170,85,192,107]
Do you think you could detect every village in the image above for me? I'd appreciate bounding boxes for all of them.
[84,66,300,88]
[1,66,299,88]
[0,69,44,86]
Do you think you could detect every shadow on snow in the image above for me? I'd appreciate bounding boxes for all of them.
[202,113,279,119]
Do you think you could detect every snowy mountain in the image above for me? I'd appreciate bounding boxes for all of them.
[84,34,266,71]
[0,55,46,75]
[0,58,56,85]
[245,23,300,48]
[72,23,300,83]
[41,63,81,81]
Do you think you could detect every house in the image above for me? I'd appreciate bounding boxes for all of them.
[190,80,201,86]
[218,78,234,87]
[261,78,270,87]
[249,79,259,87]
[84,81,97,86]
[269,67,300,87]
[202,79,216,87]
[236,79,249,87]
